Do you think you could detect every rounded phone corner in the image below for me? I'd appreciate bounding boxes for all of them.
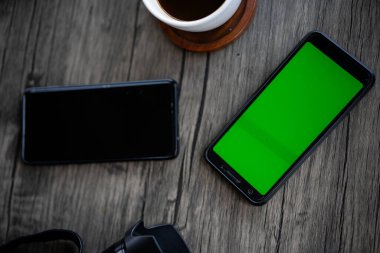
[247,198,267,206]
[168,79,178,85]
[21,152,34,165]
[23,88,34,95]
[247,194,271,206]
[204,147,209,159]
[366,71,376,87]
[159,78,178,87]
[203,146,213,163]
[171,144,180,159]
[306,30,323,37]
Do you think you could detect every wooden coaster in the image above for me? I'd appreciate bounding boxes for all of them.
[159,0,257,52]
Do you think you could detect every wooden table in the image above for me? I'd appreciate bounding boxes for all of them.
[0,0,379,252]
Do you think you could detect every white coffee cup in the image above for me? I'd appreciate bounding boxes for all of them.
[142,0,242,32]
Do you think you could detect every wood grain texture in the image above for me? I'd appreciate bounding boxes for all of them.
[0,0,379,252]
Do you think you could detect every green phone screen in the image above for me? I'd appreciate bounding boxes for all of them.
[213,42,363,195]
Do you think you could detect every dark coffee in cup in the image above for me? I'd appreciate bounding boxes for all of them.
[157,0,225,21]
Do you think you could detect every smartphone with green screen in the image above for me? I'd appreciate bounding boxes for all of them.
[205,32,375,205]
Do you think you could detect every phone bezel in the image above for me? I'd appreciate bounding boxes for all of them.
[22,79,179,165]
[204,31,375,205]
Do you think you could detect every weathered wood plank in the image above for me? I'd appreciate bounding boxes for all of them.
[174,0,380,253]
[4,1,144,252]
[276,1,380,252]
[0,0,41,243]
[4,0,187,252]
[0,0,16,243]
[173,2,287,252]
[0,0,379,252]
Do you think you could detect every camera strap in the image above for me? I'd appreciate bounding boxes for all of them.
[0,229,83,252]
[0,221,191,253]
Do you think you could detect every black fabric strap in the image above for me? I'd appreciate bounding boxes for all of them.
[0,221,190,253]
[0,229,83,253]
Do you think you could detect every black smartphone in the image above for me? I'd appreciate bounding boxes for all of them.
[22,79,179,164]
[205,32,375,205]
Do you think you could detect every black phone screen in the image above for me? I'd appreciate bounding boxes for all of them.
[22,80,178,164]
